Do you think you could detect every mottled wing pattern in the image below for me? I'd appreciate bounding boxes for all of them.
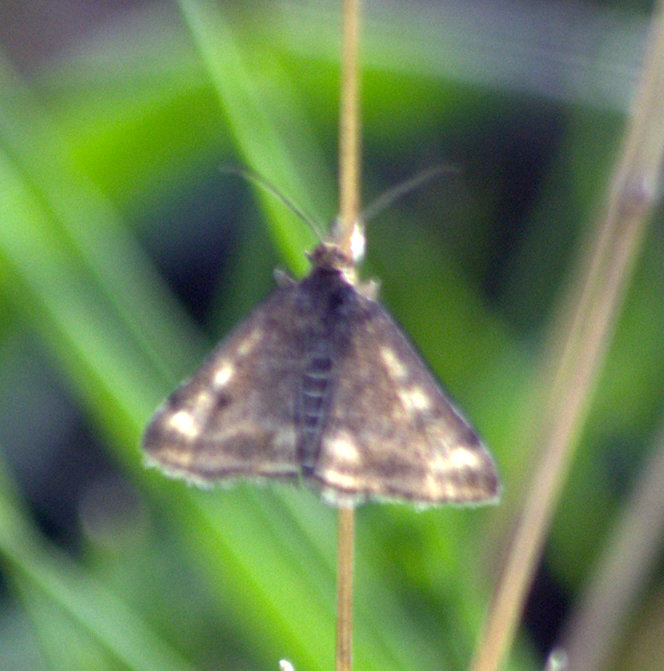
[143,284,302,484]
[312,293,499,505]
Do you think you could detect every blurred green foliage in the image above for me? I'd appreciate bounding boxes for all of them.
[0,2,663,670]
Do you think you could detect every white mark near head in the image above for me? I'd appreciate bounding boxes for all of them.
[349,222,366,264]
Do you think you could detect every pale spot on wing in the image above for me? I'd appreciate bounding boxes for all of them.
[398,385,432,413]
[422,445,489,499]
[380,346,408,381]
[429,447,483,475]
[167,410,199,437]
[237,327,262,356]
[321,470,361,491]
[448,444,485,470]
[212,361,234,389]
[272,425,297,451]
[423,472,440,498]
[327,431,361,465]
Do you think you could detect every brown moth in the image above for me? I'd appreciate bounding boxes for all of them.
[143,230,499,507]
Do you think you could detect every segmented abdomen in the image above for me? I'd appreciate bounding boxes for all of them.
[298,342,333,473]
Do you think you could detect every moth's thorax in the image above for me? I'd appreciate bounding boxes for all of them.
[307,242,358,287]
[295,260,359,472]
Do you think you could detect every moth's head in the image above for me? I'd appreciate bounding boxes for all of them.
[307,241,361,288]
[307,242,353,271]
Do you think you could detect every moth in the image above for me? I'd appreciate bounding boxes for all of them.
[143,225,499,506]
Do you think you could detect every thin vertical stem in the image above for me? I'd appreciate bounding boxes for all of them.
[336,1,361,668]
[560,420,664,671]
[337,0,362,255]
[336,505,355,671]
[469,3,664,670]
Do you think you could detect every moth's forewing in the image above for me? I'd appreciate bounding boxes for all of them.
[143,284,304,485]
[309,288,499,505]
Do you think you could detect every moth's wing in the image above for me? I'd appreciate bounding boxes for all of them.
[143,284,302,485]
[313,296,499,505]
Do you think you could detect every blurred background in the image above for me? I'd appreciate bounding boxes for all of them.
[1,1,663,670]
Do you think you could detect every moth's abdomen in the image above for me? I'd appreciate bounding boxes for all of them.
[298,346,333,474]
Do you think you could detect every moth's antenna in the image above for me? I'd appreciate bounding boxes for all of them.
[220,165,324,241]
[360,164,459,224]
